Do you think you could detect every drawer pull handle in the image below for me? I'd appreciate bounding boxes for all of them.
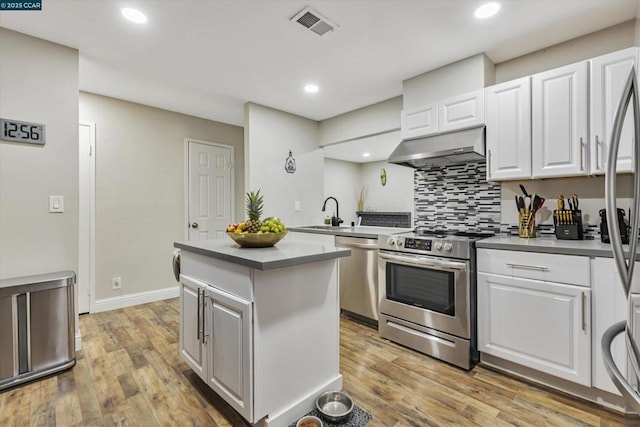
[505,263,549,272]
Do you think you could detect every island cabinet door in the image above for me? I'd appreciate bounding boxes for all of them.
[179,275,207,380]
[206,286,253,422]
[478,272,591,386]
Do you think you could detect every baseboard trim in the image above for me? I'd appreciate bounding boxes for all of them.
[93,286,179,313]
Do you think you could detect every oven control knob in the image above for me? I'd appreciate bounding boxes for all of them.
[434,241,443,251]
[397,240,403,246]
[444,243,453,252]
[387,237,395,245]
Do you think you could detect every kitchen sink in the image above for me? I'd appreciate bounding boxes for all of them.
[295,225,343,230]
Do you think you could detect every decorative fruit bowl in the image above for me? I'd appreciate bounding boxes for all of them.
[226,231,288,248]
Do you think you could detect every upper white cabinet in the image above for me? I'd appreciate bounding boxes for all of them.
[532,61,589,178]
[485,77,532,181]
[400,89,484,140]
[438,89,485,133]
[401,102,438,140]
[590,47,639,175]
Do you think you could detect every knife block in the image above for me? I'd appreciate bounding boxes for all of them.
[553,209,583,240]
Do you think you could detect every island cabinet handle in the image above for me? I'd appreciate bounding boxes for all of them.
[197,288,202,341]
[505,263,549,272]
[201,290,206,344]
[581,292,586,331]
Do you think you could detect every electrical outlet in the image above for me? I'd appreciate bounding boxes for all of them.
[294,201,301,211]
[112,276,122,290]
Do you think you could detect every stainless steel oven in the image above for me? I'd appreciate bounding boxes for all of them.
[377,231,489,370]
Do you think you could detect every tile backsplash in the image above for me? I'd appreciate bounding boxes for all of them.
[414,161,501,233]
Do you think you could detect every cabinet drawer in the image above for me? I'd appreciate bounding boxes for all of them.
[477,249,589,286]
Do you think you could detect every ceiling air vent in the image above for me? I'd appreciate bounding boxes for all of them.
[290,7,338,36]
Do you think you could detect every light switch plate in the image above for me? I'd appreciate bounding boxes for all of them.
[49,195,64,213]
[294,201,301,211]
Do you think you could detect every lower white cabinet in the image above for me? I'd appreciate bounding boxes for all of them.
[180,276,207,380]
[206,285,252,417]
[179,274,253,420]
[477,271,591,386]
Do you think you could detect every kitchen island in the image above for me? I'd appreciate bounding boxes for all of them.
[174,232,350,427]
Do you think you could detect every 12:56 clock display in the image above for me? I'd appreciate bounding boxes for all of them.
[0,118,46,145]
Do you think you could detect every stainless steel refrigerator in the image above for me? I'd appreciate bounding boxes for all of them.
[602,65,640,413]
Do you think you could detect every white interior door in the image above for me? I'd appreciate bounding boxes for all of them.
[78,122,95,314]
[188,141,233,240]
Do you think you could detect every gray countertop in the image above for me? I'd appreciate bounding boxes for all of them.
[288,225,412,239]
[174,231,351,270]
[476,235,632,259]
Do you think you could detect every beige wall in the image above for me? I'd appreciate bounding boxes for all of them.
[360,161,414,216]
[0,29,79,279]
[244,103,323,226]
[323,159,361,225]
[79,92,243,300]
[495,20,637,83]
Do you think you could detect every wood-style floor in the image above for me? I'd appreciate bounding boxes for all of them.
[0,298,637,426]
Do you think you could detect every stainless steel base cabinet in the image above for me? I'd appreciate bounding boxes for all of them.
[0,271,76,391]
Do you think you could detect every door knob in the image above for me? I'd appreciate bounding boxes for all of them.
[191,222,199,229]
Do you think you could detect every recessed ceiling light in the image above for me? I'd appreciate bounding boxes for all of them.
[304,84,319,93]
[122,7,147,24]
[362,152,371,158]
[474,2,500,19]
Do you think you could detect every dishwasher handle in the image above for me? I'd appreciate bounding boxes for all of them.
[338,241,379,250]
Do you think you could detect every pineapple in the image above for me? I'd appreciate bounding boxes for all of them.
[245,190,264,233]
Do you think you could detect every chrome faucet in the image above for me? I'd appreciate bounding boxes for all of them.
[322,197,343,226]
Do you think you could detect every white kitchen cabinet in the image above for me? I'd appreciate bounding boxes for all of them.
[478,272,591,386]
[180,273,253,420]
[400,102,438,140]
[532,61,589,178]
[205,284,253,420]
[178,243,343,427]
[485,77,532,181]
[180,275,207,380]
[438,89,485,133]
[400,89,484,140]
[477,248,591,386]
[590,47,639,175]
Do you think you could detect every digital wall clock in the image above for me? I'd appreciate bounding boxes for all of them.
[0,118,45,145]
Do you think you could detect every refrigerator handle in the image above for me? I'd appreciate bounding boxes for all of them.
[602,321,640,413]
[605,65,640,298]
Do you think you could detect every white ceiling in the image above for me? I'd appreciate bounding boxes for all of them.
[0,0,638,128]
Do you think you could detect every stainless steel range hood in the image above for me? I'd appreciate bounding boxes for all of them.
[388,126,485,168]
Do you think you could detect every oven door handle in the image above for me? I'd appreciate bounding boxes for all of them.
[379,252,466,271]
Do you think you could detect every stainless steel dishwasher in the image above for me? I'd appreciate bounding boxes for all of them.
[0,271,76,391]
[335,236,379,325]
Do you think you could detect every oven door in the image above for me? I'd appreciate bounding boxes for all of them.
[378,250,470,339]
